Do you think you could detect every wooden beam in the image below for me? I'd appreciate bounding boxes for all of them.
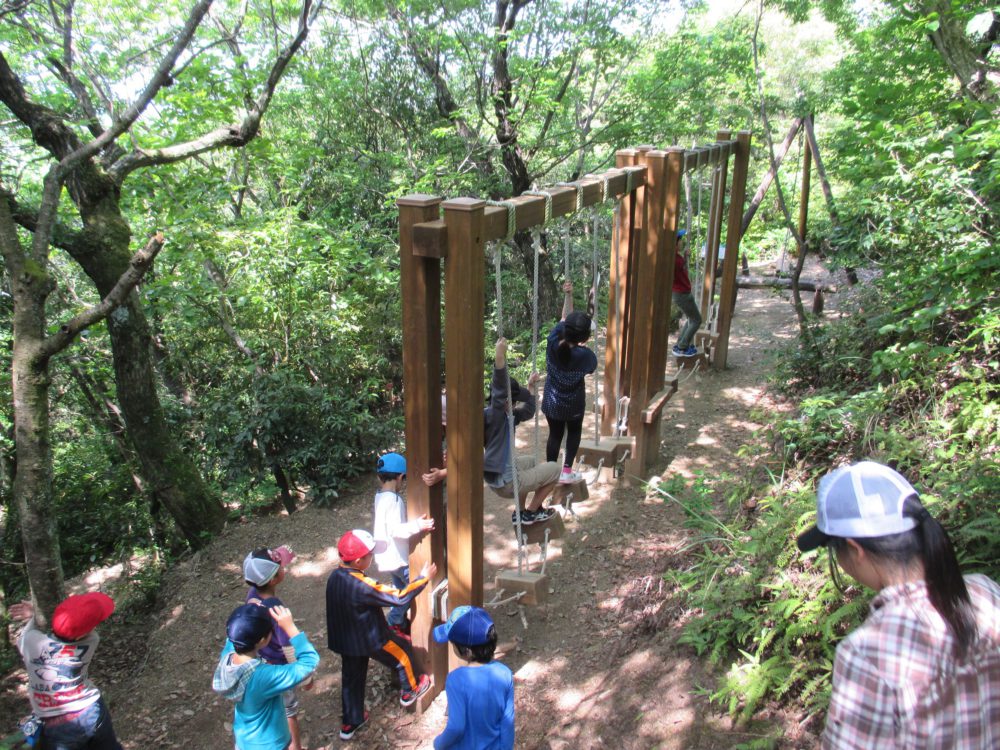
[737,275,837,292]
[442,197,486,675]
[714,131,752,371]
[641,375,679,424]
[740,117,802,236]
[398,193,446,707]
[701,130,731,324]
[798,127,812,247]
[803,115,837,224]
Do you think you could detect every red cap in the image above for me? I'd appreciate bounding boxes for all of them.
[51,592,115,641]
[337,529,387,562]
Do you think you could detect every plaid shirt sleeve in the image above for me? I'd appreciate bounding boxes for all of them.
[821,637,898,749]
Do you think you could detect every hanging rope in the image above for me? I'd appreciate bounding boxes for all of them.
[522,190,553,225]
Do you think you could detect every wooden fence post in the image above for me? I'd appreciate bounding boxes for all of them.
[714,130,752,370]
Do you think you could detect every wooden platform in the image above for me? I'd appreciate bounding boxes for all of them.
[495,569,549,606]
[515,510,565,544]
[576,436,635,465]
[550,478,588,506]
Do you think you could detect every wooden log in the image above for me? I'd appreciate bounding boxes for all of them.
[517,511,565,544]
[741,118,802,236]
[576,436,635,465]
[495,570,549,606]
[551,479,589,506]
[736,275,837,293]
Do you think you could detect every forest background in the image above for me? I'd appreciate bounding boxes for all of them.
[1,0,998,734]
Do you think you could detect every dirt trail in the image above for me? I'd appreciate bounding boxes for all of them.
[3,264,833,749]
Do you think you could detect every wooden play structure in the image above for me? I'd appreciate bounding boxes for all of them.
[395,130,751,707]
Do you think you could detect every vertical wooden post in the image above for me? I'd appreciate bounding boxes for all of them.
[701,130,730,323]
[441,198,486,670]
[397,194,446,708]
[798,128,812,247]
[602,149,640,436]
[624,150,662,477]
[714,130,752,371]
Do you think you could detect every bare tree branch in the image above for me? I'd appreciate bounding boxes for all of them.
[40,232,165,359]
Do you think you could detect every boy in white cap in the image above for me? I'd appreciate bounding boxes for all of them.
[242,545,311,750]
[325,529,436,741]
[433,605,514,749]
[10,593,123,749]
[372,452,434,638]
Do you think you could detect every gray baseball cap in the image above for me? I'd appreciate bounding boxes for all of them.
[797,461,920,552]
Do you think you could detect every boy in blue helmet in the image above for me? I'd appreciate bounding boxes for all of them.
[433,606,514,749]
[671,229,702,357]
[372,451,435,638]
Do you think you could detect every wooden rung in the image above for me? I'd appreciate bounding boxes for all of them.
[674,350,709,369]
[641,378,679,424]
[551,479,589,506]
[576,436,635,465]
[495,570,549,606]
[516,511,565,544]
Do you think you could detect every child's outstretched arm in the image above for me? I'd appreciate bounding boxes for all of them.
[257,606,320,696]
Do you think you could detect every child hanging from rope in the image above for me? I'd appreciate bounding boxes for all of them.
[424,339,558,527]
[543,281,597,483]
[672,229,703,357]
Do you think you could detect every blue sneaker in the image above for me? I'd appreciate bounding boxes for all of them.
[683,345,698,356]
[671,344,683,356]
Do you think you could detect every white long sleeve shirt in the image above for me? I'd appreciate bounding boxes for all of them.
[372,490,422,572]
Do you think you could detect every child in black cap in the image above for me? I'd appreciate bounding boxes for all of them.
[213,602,319,750]
[432,605,514,749]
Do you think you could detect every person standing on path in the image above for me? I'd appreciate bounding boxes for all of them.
[672,229,702,357]
[797,461,1000,749]
[542,281,597,484]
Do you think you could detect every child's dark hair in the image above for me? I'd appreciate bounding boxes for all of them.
[830,496,976,657]
[378,471,404,483]
[557,311,592,365]
[453,625,498,664]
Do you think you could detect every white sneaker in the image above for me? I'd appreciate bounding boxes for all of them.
[559,469,582,484]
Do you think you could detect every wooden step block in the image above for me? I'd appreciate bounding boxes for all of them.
[515,510,565,544]
[674,350,708,369]
[495,569,549,606]
[576,436,634,465]
[551,479,588,506]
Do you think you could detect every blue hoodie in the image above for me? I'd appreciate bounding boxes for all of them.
[212,631,319,750]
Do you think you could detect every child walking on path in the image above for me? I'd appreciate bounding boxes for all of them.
[213,602,319,750]
[671,229,702,357]
[242,545,312,750]
[325,529,435,741]
[10,593,123,750]
[432,606,515,750]
[797,461,1000,748]
[372,452,435,637]
[542,281,597,483]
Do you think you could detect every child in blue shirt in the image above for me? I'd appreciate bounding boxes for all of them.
[213,602,319,750]
[432,606,515,750]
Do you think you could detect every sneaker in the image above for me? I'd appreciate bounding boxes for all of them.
[531,507,556,523]
[511,510,537,526]
[340,711,369,740]
[400,674,431,707]
[559,468,582,484]
[671,344,684,356]
[683,345,698,357]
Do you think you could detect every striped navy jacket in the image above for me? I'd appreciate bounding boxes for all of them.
[325,565,429,656]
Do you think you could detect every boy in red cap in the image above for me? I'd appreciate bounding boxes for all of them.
[10,592,123,749]
[325,529,436,741]
[243,545,312,750]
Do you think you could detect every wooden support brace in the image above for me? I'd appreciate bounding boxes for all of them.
[641,376,679,424]
[495,570,549,606]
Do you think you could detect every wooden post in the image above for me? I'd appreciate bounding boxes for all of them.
[701,130,730,325]
[798,128,812,248]
[624,150,662,477]
[441,198,486,670]
[397,194,446,707]
[740,118,802,235]
[714,131,752,370]
[601,150,640,436]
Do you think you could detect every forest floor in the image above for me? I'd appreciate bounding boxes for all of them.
[2,259,840,749]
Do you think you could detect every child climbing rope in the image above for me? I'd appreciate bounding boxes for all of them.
[797,461,1000,748]
[542,281,597,483]
[672,229,703,357]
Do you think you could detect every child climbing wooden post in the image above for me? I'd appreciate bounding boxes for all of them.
[397,193,448,707]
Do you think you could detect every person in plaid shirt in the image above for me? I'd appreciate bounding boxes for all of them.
[798,461,1000,749]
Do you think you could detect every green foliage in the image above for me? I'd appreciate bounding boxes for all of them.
[660,472,855,723]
